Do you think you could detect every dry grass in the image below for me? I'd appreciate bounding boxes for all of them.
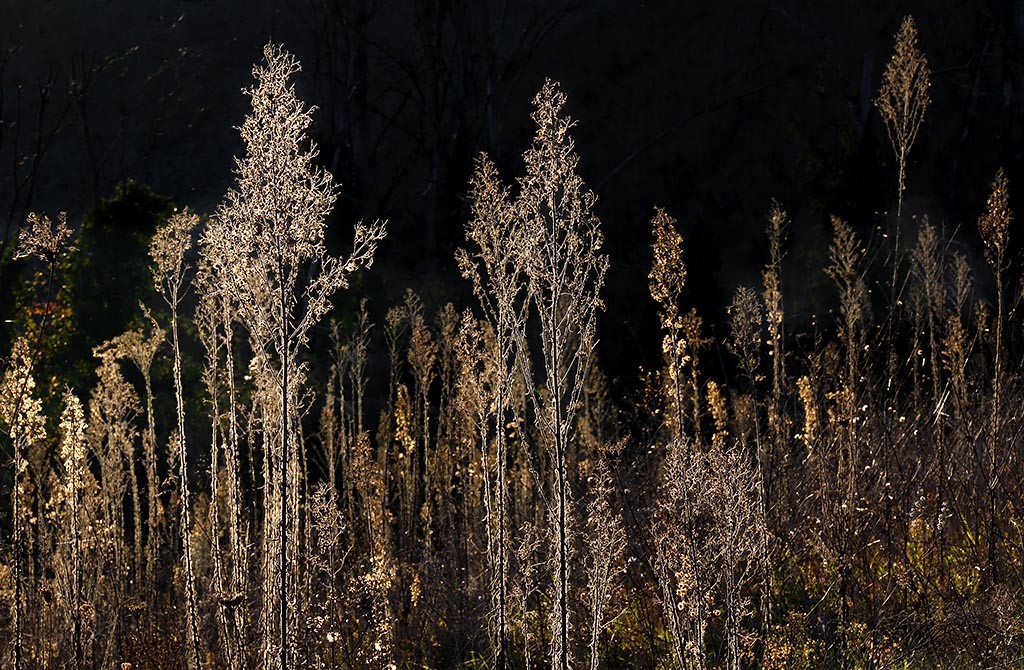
[3,26,1024,670]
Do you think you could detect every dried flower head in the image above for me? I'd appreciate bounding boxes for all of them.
[205,42,386,355]
[59,388,88,490]
[649,207,686,327]
[150,208,199,290]
[875,15,930,215]
[0,338,46,448]
[16,211,74,262]
[978,168,1012,269]
[728,286,764,384]
[826,215,868,375]
[797,375,818,447]
[706,380,728,447]
[763,202,787,338]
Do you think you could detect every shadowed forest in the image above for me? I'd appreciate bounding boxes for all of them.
[3,3,1024,669]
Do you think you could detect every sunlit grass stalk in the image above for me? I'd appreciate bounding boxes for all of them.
[151,209,202,670]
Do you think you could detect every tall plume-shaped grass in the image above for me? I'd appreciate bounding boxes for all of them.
[201,43,385,670]
[876,15,930,222]
[516,80,608,670]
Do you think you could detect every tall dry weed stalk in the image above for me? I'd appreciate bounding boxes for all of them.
[876,15,931,303]
[203,43,385,670]
[648,206,707,668]
[106,317,164,589]
[762,202,787,472]
[826,216,868,403]
[876,15,930,223]
[649,207,692,443]
[516,80,608,670]
[194,263,246,666]
[151,208,202,670]
[57,389,87,670]
[977,168,1012,585]
[759,202,787,626]
[457,152,531,669]
[0,338,46,670]
[5,211,72,670]
[584,445,625,670]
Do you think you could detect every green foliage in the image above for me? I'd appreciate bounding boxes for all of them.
[66,179,173,383]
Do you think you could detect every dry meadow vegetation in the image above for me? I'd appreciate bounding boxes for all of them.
[3,19,1024,670]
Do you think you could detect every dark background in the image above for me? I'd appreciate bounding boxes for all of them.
[2,0,1022,381]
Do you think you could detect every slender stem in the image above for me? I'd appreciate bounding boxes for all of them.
[280,266,289,670]
[173,305,202,670]
[11,252,57,670]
